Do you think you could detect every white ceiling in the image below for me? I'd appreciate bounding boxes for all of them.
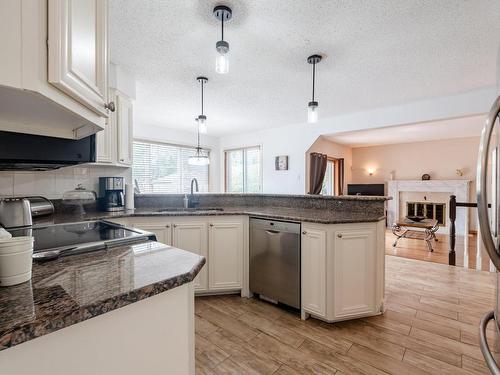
[324,114,486,147]
[109,0,500,137]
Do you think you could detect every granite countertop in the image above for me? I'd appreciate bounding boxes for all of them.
[36,206,386,226]
[0,241,205,351]
[136,193,392,201]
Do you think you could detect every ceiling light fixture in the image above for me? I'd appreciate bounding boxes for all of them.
[189,77,210,166]
[307,54,322,123]
[213,5,232,74]
[196,76,208,134]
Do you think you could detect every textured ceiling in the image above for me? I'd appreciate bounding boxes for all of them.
[325,115,485,147]
[109,0,500,136]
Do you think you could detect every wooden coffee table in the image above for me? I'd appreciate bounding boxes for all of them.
[392,219,439,252]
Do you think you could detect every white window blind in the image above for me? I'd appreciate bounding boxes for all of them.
[133,140,209,194]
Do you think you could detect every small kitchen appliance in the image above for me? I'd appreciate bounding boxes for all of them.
[0,131,95,171]
[99,177,125,212]
[26,196,54,217]
[0,198,32,229]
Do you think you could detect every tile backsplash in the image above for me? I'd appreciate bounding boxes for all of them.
[0,165,132,199]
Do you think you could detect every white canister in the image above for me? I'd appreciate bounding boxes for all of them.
[125,183,135,210]
[0,236,34,287]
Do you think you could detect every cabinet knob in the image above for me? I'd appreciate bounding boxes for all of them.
[166,225,170,228]
[209,224,214,227]
[337,233,343,238]
[302,231,307,235]
[173,224,177,228]
[105,101,116,112]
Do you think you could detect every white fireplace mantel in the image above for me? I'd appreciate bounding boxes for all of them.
[387,180,470,236]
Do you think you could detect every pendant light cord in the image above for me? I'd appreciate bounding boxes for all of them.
[312,61,316,102]
[197,126,200,150]
[221,16,224,41]
[201,80,204,115]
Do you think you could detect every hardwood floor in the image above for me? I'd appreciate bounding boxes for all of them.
[195,255,499,374]
[386,230,492,272]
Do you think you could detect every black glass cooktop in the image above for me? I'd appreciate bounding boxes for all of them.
[9,221,145,252]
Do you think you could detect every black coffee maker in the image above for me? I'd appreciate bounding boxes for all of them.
[99,177,125,212]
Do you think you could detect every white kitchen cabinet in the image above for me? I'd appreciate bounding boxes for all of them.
[301,221,385,322]
[301,226,327,318]
[130,217,172,246]
[127,216,246,295]
[173,221,209,292]
[96,90,116,164]
[116,217,172,245]
[0,0,109,139]
[48,0,109,117]
[208,218,244,291]
[107,218,130,226]
[135,223,170,245]
[96,89,133,166]
[332,226,377,319]
[116,93,134,166]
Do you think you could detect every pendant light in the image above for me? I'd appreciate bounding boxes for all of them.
[189,77,210,166]
[188,127,210,166]
[307,54,322,123]
[196,76,208,134]
[213,5,232,74]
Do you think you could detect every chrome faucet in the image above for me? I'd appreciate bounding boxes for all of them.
[189,178,199,208]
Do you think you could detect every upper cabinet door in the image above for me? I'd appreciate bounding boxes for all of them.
[116,93,133,165]
[96,90,116,163]
[48,0,109,117]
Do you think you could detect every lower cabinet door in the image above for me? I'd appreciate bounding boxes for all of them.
[333,228,377,319]
[173,222,208,292]
[208,220,243,291]
[130,223,169,245]
[301,227,327,317]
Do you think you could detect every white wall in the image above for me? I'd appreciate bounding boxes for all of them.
[219,88,495,194]
[351,137,479,230]
[109,63,136,99]
[351,137,479,184]
[133,124,221,192]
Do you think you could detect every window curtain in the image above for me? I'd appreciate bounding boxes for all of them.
[309,152,328,195]
[337,158,345,195]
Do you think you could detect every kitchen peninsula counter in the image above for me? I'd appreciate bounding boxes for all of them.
[40,193,390,226]
[0,241,205,351]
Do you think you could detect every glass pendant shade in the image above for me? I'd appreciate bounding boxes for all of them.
[308,101,319,123]
[216,53,229,74]
[197,116,207,134]
[214,6,232,74]
[188,147,210,166]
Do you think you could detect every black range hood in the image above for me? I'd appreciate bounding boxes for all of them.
[0,131,96,171]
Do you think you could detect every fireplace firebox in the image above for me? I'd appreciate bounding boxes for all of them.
[406,201,446,225]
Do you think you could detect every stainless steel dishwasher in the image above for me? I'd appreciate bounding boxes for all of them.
[249,217,301,309]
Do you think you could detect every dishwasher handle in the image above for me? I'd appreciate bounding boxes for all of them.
[265,229,280,235]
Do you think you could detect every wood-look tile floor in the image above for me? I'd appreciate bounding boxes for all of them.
[195,255,499,374]
[386,230,491,271]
